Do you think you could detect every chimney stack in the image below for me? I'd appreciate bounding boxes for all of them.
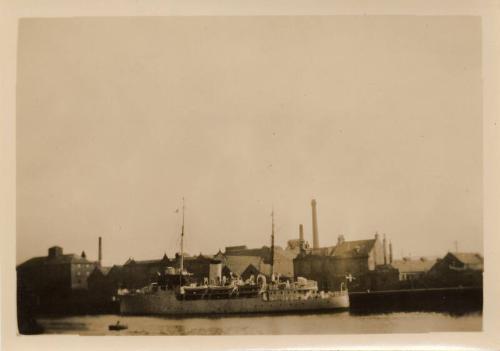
[383,234,387,265]
[311,199,319,249]
[373,232,379,264]
[299,224,304,242]
[98,236,102,266]
[389,241,393,264]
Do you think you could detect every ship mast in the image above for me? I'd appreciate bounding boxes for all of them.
[271,207,275,279]
[179,197,185,285]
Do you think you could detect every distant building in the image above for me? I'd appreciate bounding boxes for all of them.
[223,255,265,276]
[217,244,297,278]
[119,254,171,289]
[89,252,224,291]
[391,257,438,281]
[293,233,398,291]
[426,252,483,287]
[171,253,224,284]
[87,265,123,296]
[86,265,123,312]
[291,200,398,291]
[17,246,97,296]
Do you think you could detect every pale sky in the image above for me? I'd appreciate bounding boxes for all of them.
[17,16,482,266]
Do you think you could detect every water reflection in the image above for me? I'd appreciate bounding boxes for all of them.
[35,310,482,335]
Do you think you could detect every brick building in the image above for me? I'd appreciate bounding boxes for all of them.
[17,245,99,318]
[17,246,97,296]
[293,233,398,291]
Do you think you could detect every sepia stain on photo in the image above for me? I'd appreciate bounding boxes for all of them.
[16,16,482,335]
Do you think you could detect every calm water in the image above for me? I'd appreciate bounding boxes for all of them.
[35,311,482,335]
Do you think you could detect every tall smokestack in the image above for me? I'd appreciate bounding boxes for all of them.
[389,241,393,264]
[311,199,319,249]
[98,236,102,266]
[299,224,305,250]
[383,234,387,265]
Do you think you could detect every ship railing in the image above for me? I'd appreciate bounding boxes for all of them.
[326,290,348,297]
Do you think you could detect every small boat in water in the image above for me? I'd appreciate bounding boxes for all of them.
[108,321,127,331]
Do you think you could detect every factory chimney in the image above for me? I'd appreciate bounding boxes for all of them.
[383,234,387,265]
[299,224,304,242]
[311,199,319,249]
[98,236,102,267]
[389,241,393,264]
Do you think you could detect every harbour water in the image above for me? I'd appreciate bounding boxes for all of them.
[35,311,481,335]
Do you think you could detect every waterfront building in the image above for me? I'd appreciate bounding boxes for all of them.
[17,246,98,296]
[223,254,266,276]
[392,257,438,281]
[426,252,483,287]
[293,233,398,291]
[119,254,171,289]
[88,265,123,296]
[171,253,226,284]
[90,253,225,291]
[390,256,438,289]
[216,244,297,278]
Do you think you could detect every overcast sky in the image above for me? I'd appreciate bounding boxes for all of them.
[16,16,482,266]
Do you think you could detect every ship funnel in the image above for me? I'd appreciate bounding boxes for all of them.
[209,260,222,285]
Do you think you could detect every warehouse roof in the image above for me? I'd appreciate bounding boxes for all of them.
[392,257,437,273]
[331,239,376,258]
[305,238,376,258]
[18,253,95,268]
[449,252,483,270]
[224,255,264,276]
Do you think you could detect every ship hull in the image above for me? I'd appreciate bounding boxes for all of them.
[120,291,349,316]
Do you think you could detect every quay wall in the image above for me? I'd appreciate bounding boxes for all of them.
[349,286,482,314]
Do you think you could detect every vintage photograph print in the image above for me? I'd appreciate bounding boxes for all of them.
[16,16,482,335]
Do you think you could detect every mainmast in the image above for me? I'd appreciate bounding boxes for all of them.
[270,207,275,278]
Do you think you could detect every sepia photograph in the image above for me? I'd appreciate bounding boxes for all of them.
[2,2,499,349]
[13,15,485,336]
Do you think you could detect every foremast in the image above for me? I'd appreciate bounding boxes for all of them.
[179,197,185,285]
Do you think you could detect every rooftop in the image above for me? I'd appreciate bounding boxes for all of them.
[331,239,376,258]
[304,238,377,258]
[448,252,483,270]
[392,257,438,273]
[224,255,264,276]
[18,253,95,268]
